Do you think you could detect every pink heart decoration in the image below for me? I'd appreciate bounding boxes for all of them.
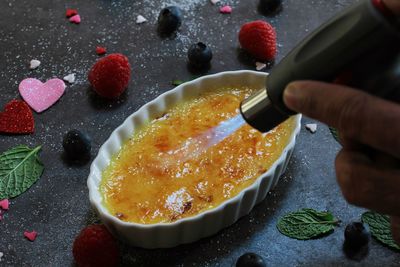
[69,14,81,24]
[0,199,9,210]
[220,5,232,14]
[19,78,66,113]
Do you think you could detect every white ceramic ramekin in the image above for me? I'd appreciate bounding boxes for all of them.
[87,70,301,248]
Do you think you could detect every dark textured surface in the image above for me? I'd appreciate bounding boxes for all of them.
[0,0,399,266]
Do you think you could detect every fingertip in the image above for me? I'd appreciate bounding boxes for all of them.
[283,82,302,112]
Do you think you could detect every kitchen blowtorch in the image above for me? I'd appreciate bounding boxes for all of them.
[240,0,400,133]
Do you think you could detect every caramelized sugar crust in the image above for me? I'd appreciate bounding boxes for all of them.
[101,87,294,224]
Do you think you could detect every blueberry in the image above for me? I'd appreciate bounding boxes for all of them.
[157,6,182,34]
[259,0,282,14]
[344,222,370,249]
[188,42,213,68]
[236,252,266,267]
[62,129,91,160]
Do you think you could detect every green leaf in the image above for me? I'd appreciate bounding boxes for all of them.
[171,76,201,87]
[0,145,44,199]
[329,127,340,143]
[362,211,400,251]
[277,208,340,240]
[171,80,185,86]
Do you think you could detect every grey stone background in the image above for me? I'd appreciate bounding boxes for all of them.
[1,0,399,266]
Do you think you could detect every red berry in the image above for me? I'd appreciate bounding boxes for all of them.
[88,53,131,99]
[72,224,120,267]
[239,20,277,61]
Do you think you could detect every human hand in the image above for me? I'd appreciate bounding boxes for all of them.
[383,2,400,244]
[283,80,400,244]
[383,0,400,14]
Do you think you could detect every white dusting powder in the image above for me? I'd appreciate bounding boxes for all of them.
[137,0,207,23]
[0,252,3,262]
[155,0,206,12]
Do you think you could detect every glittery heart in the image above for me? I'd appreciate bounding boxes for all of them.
[19,78,65,113]
[69,14,81,24]
[220,5,232,14]
[96,46,106,55]
[66,8,78,18]
[0,100,34,134]
[24,231,37,241]
[0,199,9,210]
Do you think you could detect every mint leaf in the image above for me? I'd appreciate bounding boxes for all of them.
[0,145,44,199]
[171,80,185,86]
[362,211,400,251]
[329,127,340,143]
[277,208,340,240]
[171,76,200,87]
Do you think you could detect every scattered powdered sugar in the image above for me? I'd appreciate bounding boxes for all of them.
[305,123,317,133]
[156,0,205,11]
[139,0,207,19]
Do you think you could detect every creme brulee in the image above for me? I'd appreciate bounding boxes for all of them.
[100,86,295,224]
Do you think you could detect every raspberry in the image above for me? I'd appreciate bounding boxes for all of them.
[88,53,131,99]
[239,20,277,62]
[72,224,120,267]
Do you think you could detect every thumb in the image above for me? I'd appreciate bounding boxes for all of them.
[391,216,400,246]
[383,0,400,15]
[283,80,400,158]
[283,80,369,123]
